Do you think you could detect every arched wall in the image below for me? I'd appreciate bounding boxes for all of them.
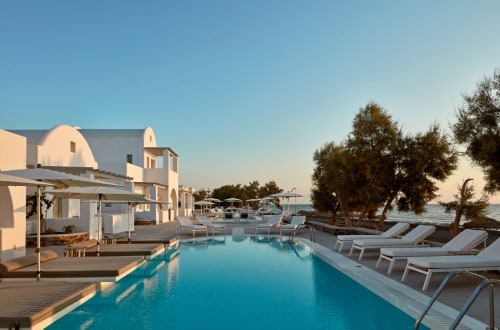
[36,125,98,167]
[143,127,157,148]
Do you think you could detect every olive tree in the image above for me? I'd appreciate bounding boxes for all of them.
[453,70,500,193]
[311,103,457,230]
[439,179,489,236]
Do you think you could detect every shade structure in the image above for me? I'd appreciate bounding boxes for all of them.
[270,191,303,214]
[224,197,242,203]
[204,198,221,203]
[0,173,55,280]
[2,168,116,281]
[95,198,162,242]
[0,173,55,187]
[194,200,214,206]
[224,197,242,207]
[194,200,214,215]
[3,168,118,188]
[45,187,149,254]
[270,192,303,199]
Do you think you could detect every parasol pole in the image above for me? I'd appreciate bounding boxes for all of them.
[127,202,131,243]
[36,185,41,281]
[97,194,102,256]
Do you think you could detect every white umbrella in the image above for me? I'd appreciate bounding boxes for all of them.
[0,173,55,187]
[204,198,221,203]
[0,172,55,281]
[224,197,241,208]
[45,187,149,255]
[258,196,276,214]
[101,198,162,242]
[3,168,116,281]
[194,200,214,215]
[270,191,303,214]
[194,200,214,206]
[225,198,242,203]
[3,168,119,188]
[224,198,242,215]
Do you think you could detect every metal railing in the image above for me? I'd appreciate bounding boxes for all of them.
[415,270,500,330]
[287,224,316,243]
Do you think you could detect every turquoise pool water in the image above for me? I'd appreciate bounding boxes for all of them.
[47,237,423,329]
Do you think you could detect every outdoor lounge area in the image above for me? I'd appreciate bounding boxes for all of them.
[1,220,500,329]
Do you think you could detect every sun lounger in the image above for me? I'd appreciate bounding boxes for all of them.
[402,237,500,291]
[349,225,436,260]
[175,216,208,237]
[280,215,306,235]
[255,214,283,235]
[0,281,97,329]
[376,229,487,274]
[334,222,410,251]
[196,215,227,236]
[85,243,165,259]
[0,250,145,282]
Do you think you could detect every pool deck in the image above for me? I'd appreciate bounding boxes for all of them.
[4,220,500,329]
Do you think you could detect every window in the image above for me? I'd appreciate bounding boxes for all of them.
[127,154,133,164]
[170,156,178,172]
[70,141,76,153]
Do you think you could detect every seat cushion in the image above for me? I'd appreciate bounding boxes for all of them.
[408,256,500,269]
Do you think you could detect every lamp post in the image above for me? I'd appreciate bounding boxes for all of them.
[332,192,339,224]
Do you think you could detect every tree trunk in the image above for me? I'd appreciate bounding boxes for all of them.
[450,178,473,237]
[378,196,395,231]
[450,207,463,236]
[338,198,352,226]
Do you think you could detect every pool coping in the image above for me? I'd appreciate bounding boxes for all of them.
[297,237,486,330]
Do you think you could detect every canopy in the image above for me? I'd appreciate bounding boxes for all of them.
[194,200,214,206]
[225,198,242,203]
[269,191,303,214]
[270,192,303,199]
[45,187,148,254]
[3,168,118,188]
[204,198,221,203]
[3,168,119,280]
[0,173,55,187]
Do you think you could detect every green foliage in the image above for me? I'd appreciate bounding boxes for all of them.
[201,181,283,207]
[453,69,500,193]
[311,102,457,228]
[439,178,489,236]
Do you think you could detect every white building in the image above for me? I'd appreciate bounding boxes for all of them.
[0,129,29,260]
[0,125,194,260]
[79,127,188,223]
[8,125,132,240]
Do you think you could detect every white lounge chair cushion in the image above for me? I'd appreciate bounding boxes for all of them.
[381,229,487,257]
[441,229,487,251]
[337,222,409,242]
[380,247,449,258]
[353,238,416,247]
[407,256,499,269]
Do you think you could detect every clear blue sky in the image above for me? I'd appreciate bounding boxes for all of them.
[1,1,499,203]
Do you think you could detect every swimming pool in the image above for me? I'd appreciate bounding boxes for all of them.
[47,237,427,329]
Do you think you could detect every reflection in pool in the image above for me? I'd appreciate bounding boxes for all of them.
[47,237,425,329]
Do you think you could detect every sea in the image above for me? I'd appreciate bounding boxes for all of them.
[285,203,500,226]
